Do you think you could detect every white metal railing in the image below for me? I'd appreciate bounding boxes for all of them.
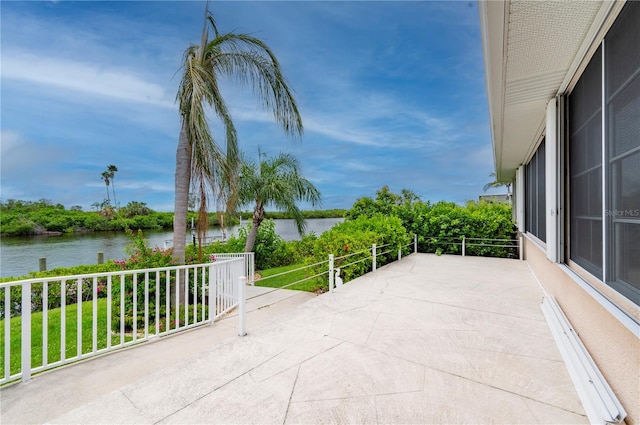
[329,236,416,292]
[0,258,244,385]
[163,235,226,250]
[238,236,419,336]
[248,235,418,298]
[210,253,255,286]
[421,235,522,259]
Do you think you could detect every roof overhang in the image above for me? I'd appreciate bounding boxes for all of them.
[478,0,619,182]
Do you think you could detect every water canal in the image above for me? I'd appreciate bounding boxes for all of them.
[0,218,343,278]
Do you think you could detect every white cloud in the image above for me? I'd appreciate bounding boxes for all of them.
[85,179,174,194]
[110,181,174,193]
[0,131,62,177]
[2,52,174,108]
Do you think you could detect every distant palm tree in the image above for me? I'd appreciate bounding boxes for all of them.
[238,151,321,253]
[101,171,111,204]
[173,5,303,264]
[483,172,512,204]
[107,164,118,207]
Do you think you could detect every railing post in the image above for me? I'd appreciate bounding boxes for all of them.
[372,244,377,272]
[328,254,334,293]
[398,246,401,261]
[519,235,524,260]
[249,253,255,286]
[238,276,246,336]
[462,236,466,257]
[414,234,418,253]
[21,282,32,382]
[243,252,255,286]
[208,264,215,322]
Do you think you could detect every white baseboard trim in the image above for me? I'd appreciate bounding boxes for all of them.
[541,295,626,424]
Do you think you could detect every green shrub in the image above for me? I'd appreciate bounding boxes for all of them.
[119,201,151,218]
[82,214,112,231]
[309,214,410,286]
[107,230,180,331]
[0,215,36,236]
[410,201,517,257]
[345,188,517,259]
[0,263,122,318]
[288,232,318,263]
[206,219,292,270]
[0,199,177,236]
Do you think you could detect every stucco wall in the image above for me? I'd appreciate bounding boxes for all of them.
[524,238,639,424]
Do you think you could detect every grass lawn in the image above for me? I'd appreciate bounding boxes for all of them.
[1,263,325,381]
[0,298,200,380]
[0,298,123,378]
[256,263,327,293]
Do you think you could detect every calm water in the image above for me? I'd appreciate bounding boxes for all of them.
[0,218,343,278]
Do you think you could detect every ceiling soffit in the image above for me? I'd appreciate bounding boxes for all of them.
[493,0,605,180]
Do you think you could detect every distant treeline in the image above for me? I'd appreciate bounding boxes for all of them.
[262,209,346,220]
[0,199,346,237]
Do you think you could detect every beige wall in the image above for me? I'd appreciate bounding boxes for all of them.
[524,238,639,424]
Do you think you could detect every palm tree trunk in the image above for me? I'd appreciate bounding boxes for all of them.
[244,204,264,253]
[111,180,117,208]
[173,124,191,264]
[173,124,191,306]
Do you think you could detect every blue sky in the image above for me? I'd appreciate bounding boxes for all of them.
[1,1,499,212]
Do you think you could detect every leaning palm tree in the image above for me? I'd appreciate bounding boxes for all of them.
[173,5,303,264]
[238,151,321,253]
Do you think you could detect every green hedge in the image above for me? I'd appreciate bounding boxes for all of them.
[308,214,411,286]
[345,187,517,258]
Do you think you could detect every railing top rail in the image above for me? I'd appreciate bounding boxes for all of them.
[377,248,394,256]
[339,256,371,270]
[465,237,519,242]
[466,243,519,248]
[334,247,371,261]
[248,269,329,300]
[0,258,244,288]
[423,235,518,243]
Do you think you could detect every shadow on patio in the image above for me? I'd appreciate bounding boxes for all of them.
[0,253,586,424]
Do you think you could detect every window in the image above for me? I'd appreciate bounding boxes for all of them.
[525,139,546,242]
[569,47,603,279]
[568,1,640,305]
[605,1,640,303]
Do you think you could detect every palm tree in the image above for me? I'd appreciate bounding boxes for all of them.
[107,164,118,207]
[101,171,111,204]
[483,172,512,204]
[238,151,321,253]
[173,5,303,264]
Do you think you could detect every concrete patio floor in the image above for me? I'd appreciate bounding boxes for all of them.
[0,254,587,424]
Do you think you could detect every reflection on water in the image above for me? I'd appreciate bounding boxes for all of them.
[0,218,343,278]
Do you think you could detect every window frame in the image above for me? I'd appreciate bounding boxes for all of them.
[525,138,546,242]
[565,1,640,307]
